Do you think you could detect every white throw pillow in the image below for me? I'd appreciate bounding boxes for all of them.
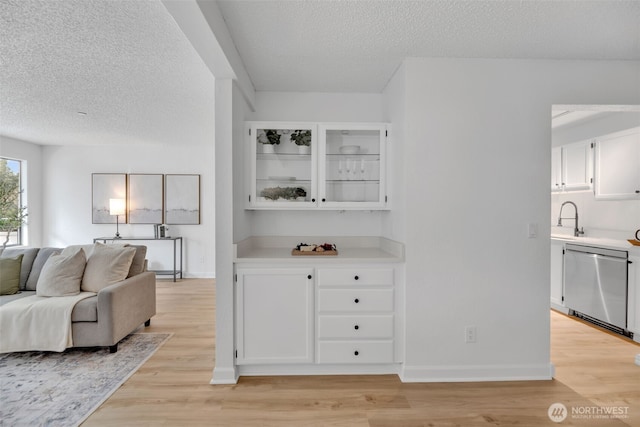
[81,243,136,292]
[36,248,87,297]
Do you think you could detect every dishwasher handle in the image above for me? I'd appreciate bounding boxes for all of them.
[565,244,628,260]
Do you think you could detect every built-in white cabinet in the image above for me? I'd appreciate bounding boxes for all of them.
[234,263,398,371]
[235,268,314,364]
[551,140,593,192]
[628,255,640,339]
[550,239,565,310]
[551,147,562,191]
[594,127,640,200]
[246,122,388,210]
[316,267,395,364]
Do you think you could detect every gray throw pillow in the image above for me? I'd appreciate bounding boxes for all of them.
[25,247,62,291]
[36,248,87,297]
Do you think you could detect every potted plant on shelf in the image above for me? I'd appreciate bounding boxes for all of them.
[257,129,281,154]
[290,130,311,154]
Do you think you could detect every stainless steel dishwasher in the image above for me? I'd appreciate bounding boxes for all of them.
[564,244,629,333]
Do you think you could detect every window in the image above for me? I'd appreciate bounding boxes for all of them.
[0,157,25,247]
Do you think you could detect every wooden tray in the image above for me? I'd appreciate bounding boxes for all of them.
[628,239,640,247]
[291,249,338,256]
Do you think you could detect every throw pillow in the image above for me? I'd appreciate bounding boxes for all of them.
[36,248,86,297]
[126,245,147,277]
[25,247,62,291]
[81,243,136,293]
[0,254,23,295]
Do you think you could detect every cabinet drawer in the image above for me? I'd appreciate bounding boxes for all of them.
[317,268,394,287]
[317,341,394,364]
[318,289,393,312]
[318,315,394,339]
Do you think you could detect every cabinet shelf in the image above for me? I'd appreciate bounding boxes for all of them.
[257,153,312,160]
[326,180,380,183]
[257,178,311,183]
[326,154,380,159]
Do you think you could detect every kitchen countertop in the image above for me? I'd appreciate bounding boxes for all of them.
[551,234,640,255]
[234,236,404,263]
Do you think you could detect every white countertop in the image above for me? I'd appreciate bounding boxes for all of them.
[551,234,640,255]
[234,236,404,263]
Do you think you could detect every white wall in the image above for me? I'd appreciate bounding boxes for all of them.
[41,142,215,277]
[391,58,639,381]
[0,136,44,247]
[244,91,388,238]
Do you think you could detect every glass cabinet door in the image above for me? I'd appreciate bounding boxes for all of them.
[248,123,317,208]
[319,124,387,208]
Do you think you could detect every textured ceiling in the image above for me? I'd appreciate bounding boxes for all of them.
[218,0,640,92]
[1,1,639,147]
[0,0,215,146]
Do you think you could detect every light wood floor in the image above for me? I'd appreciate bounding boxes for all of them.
[84,279,640,426]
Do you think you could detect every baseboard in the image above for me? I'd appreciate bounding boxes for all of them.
[399,363,555,383]
[181,272,216,279]
[237,363,401,377]
[210,366,238,384]
[551,303,569,314]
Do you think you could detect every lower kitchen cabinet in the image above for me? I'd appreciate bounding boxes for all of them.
[550,239,565,310]
[235,268,314,364]
[316,267,395,364]
[628,255,640,338]
[234,264,398,371]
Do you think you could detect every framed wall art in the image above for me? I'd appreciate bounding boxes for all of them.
[92,173,127,224]
[128,174,164,224]
[165,174,200,224]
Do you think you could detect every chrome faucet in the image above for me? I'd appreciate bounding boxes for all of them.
[557,201,584,237]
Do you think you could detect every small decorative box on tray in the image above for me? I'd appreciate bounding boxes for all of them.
[291,243,338,256]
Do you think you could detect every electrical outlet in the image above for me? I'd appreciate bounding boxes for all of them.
[465,326,477,343]
[528,222,538,238]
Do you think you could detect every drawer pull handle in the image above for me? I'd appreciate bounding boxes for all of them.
[354,275,359,280]
[354,298,359,304]
[354,350,359,356]
[354,325,359,330]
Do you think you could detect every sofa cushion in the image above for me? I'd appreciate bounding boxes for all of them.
[0,254,23,295]
[71,295,98,322]
[127,245,147,277]
[36,248,87,297]
[26,247,62,291]
[1,248,38,290]
[81,243,136,293]
[0,290,35,306]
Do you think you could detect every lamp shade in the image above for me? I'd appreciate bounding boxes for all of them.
[109,198,126,216]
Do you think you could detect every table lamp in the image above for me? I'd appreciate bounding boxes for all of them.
[109,198,126,239]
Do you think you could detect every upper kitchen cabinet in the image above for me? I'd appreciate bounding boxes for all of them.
[551,140,593,192]
[594,127,640,200]
[246,122,318,209]
[319,124,387,209]
[246,122,389,210]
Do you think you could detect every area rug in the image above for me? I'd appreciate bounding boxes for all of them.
[0,332,171,427]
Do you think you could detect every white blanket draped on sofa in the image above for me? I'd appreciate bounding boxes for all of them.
[0,292,95,353]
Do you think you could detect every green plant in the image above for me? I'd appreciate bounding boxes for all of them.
[260,186,306,200]
[258,129,281,145]
[0,159,27,255]
[290,130,311,146]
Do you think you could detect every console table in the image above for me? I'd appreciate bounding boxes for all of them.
[93,236,183,282]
